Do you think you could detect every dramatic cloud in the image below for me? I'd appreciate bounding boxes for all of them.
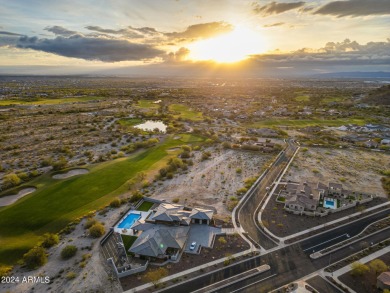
[314,0,390,17]
[128,26,159,35]
[0,31,24,36]
[250,38,390,66]
[166,47,190,62]
[16,35,164,62]
[166,21,233,40]
[45,26,78,37]
[85,26,143,38]
[263,22,285,27]
[0,31,24,47]
[253,1,305,16]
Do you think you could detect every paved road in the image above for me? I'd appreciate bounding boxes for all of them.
[237,140,297,250]
[300,208,390,253]
[157,211,390,293]
[217,229,390,293]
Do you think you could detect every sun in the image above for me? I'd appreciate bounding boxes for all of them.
[188,25,267,63]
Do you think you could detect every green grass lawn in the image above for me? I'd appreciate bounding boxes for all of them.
[137,201,154,212]
[0,96,104,106]
[121,235,137,252]
[169,104,203,121]
[0,134,203,265]
[249,118,367,128]
[137,99,159,109]
[295,95,310,102]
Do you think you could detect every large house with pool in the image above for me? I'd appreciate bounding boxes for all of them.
[281,181,374,215]
[114,200,217,261]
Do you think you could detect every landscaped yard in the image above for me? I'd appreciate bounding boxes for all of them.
[121,235,138,252]
[169,104,203,121]
[0,134,204,265]
[137,201,154,212]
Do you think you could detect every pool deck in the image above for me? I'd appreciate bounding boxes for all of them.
[114,210,151,235]
[323,197,337,209]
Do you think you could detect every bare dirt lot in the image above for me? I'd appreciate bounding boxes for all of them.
[149,148,273,217]
[284,147,389,197]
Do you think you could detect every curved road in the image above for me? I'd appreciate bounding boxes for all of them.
[237,140,297,250]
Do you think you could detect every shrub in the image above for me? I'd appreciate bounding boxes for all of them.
[172,198,180,203]
[0,265,12,278]
[222,142,231,149]
[181,145,191,152]
[84,218,97,229]
[201,152,211,161]
[130,190,143,203]
[66,271,77,279]
[3,173,21,187]
[236,168,242,174]
[61,245,77,260]
[41,233,59,248]
[89,223,105,238]
[236,187,248,195]
[23,246,47,269]
[218,237,227,245]
[109,197,121,208]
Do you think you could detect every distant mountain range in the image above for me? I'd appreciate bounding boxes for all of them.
[313,72,390,79]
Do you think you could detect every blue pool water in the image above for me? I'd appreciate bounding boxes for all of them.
[324,200,335,209]
[118,213,141,229]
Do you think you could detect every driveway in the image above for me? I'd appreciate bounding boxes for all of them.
[185,225,221,253]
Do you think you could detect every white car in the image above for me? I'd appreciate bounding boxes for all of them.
[189,242,196,250]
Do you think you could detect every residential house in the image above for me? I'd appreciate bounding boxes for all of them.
[129,226,189,260]
[377,271,390,290]
[129,202,214,260]
[284,182,326,212]
[328,182,343,196]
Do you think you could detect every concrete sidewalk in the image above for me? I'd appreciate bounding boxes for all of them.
[321,244,390,293]
[123,248,256,293]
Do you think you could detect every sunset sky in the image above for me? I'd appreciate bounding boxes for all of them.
[0,0,389,76]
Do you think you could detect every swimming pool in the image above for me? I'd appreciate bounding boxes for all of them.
[323,199,336,209]
[117,212,141,229]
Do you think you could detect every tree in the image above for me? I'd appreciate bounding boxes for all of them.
[89,223,105,238]
[3,173,21,187]
[145,267,168,287]
[61,245,77,260]
[41,233,59,248]
[23,246,47,269]
[350,262,370,276]
[369,259,387,276]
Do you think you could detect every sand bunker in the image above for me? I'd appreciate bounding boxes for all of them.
[52,168,89,179]
[0,187,37,206]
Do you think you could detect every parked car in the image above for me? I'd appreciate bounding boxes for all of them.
[189,242,196,250]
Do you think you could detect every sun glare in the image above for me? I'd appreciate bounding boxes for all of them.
[188,26,267,63]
